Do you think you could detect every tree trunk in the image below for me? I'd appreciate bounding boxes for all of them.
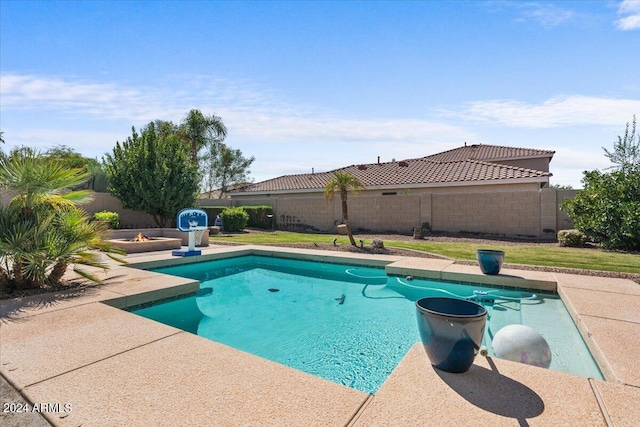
[341,190,357,246]
[0,268,10,289]
[48,260,69,285]
[13,259,25,288]
[190,142,198,166]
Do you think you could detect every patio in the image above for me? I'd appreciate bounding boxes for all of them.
[1,245,639,426]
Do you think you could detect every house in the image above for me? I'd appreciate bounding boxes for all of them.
[229,144,571,239]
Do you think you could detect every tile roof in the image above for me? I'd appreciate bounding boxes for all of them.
[424,144,555,163]
[232,156,552,194]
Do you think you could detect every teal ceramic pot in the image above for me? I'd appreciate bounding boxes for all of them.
[416,297,487,373]
[476,249,505,275]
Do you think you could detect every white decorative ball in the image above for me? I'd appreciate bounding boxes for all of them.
[492,324,552,368]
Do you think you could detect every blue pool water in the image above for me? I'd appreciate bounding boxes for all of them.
[132,255,603,393]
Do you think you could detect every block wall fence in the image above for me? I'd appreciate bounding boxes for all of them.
[269,188,577,240]
[1,189,577,240]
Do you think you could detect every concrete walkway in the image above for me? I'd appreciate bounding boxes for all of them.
[1,245,638,426]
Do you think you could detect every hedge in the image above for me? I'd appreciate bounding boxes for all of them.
[220,207,249,232]
[201,206,273,229]
[93,211,120,229]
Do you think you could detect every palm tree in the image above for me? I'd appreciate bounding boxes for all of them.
[45,206,120,285]
[178,109,228,165]
[324,171,364,247]
[0,151,123,290]
[0,150,94,211]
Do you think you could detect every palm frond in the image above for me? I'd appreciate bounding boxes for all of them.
[71,266,104,284]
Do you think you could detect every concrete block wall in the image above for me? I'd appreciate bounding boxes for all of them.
[432,191,541,237]
[556,189,579,231]
[347,195,422,234]
[276,197,335,232]
[2,187,576,239]
[79,194,277,229]
[264,188,574,239]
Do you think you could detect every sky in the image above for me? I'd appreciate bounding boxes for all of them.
[1,0,639,189]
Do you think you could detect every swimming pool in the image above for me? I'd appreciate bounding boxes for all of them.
[132,255,603,393]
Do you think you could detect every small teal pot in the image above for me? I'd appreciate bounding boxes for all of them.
[476,249,505,275]
[416,297,487,373]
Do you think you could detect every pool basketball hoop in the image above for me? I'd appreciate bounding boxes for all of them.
[173,208,208,257]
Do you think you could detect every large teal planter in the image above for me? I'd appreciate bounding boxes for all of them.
[476,249,505,275]
[416,297,487,373]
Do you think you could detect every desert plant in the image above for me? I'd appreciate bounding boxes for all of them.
[557,229,586,247]
[220,207,249,232]
[0,151,124,290]
[93,211,120,229]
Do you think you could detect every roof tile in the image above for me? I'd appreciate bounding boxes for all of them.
[233,156,551,193]
[424,144,555,162]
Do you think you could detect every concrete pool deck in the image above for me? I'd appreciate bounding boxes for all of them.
[1,244,638,426]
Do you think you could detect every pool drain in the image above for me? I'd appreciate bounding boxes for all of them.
[268,288,280,293]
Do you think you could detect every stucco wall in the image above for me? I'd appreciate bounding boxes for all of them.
[86,193,159,228]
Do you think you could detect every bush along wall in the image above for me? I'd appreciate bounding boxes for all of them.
[242,206,274,229]
[202,206,274,229]
[93,211,120,229]
[201,207,227,226]
[220,207,249,232]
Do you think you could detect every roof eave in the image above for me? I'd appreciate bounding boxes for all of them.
[487,153,555,162]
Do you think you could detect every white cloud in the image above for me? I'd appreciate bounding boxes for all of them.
[4,128,125,159]
[2,73,622,187]
[616,0,640,30]
[487,1,574,28]
[1,72,480,182]
[0,73,280,123]
[223,112,474,145]
[455,95,640,128]
[552,147,608,170]
[518,3,574,28]
[1,72,477,150]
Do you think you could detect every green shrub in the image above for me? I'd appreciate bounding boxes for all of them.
[241,205,274,229]
[562,166,640,251]
[557,229,586,247]
[93,211,120,229]
[201,205,273,229]
[220,207,249,232]
[201,207,227,225]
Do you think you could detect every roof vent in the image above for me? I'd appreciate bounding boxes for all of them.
[358,165,368,170]
[398,161,409,167]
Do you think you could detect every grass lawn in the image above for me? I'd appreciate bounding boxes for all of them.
[210,230,640,275]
